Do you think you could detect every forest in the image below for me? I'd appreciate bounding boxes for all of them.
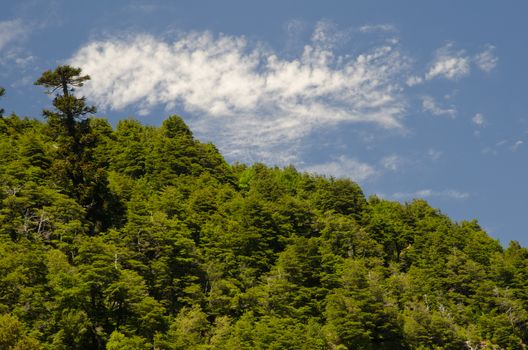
[0,66,527,350]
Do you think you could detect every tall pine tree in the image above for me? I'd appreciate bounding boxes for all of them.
[0,87,5,117]
[35,65,121,233]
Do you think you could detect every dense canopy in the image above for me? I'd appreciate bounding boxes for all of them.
[0,68,527,349]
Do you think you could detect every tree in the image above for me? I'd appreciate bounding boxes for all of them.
[0,313,43,349]
[34,65,95,185]
[35,66,121,232]
[106,331,150,350]
[34,66,95,141]
[34,65,94,174]
[402,300,465,349]
[0,87,5,117]
[310,177,367,221]
[3,105,528,349]
[366,199,413,262]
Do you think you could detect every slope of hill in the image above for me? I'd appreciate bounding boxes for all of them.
[1,113,527,350]
[1,66,527,349]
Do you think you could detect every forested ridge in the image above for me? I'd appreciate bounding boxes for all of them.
[0,67,527,350]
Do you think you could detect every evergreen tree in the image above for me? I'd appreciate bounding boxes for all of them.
[34,66,94,136]
[0,87,5,117]
[34,65,95,195]
[35,66,121,232]
[1,80,528,349]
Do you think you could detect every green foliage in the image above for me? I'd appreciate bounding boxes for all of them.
[162,305,209,349]
[402,301,465,349]
[0,313,42,349]
[34,66,121,234]
[106,331,150,350]
[34,65,95,142]
[324,260,404,349]
[0,82,527,349]
[310,177,367,220]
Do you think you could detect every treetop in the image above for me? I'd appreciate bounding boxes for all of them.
[34,65,91,95]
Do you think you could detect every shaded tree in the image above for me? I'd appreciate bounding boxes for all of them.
[0,87,5,117]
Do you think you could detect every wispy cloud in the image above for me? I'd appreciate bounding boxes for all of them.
[422,96,456,118]
[359,24,396,33]
[0,19,36,71]
[407,43,497,86]
[472,113,486,127]
[483,139,524,155]
[474,44,498,72]
[285,19,305,35]
[427,148,443,161]
[511,140,523,152]
[406,75,423,87]
[284,19,306,52]
[425,43,470,81]
[392,189,470,200]
[311,19,351,49]
[0,19,28,52]
[70,24,409,164]
[304,155,378,182]
[380,154,405,171]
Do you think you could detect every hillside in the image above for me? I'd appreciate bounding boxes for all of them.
[0,68,527,349]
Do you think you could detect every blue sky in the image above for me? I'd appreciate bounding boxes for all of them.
[1,1,527,245]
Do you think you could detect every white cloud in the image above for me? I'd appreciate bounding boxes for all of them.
[481,147,496,156]
[475,45,498,72]
[406,75,423,86]
[511,140,523,151]
[472,113,486,127]
[484,139,524,155]
[359,24,396,33]
[0,19,27,52]
[422,96,456,118]
[392,189,469,200]
[0,19,35,70]
[380,154,404,171]
[311,19,351,49]
[284,19,305,49]
[425,43,470,81]
[286,19,304,34]
[407,43,496,85]
[304,156,378,182]
[427,148,443,161]
[70,27,409,164]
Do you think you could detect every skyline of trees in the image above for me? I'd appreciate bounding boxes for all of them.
[0,67,527,349]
